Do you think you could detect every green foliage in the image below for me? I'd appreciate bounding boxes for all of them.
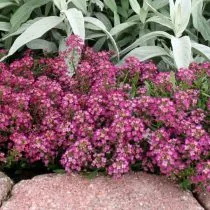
[0,0,210,70]
[53,169,66,174]
[177,167,195,191]
[117,0,210,69]
[180,179,193,190]
[0,0,119,60]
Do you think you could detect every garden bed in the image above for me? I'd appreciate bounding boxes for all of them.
[0,36,209,193]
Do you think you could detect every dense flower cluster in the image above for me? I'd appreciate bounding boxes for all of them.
[0,36,209,191]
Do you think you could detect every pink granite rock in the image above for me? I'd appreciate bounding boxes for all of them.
[1,172,204,210]
[0,172,13,207]
[197,192,210,210]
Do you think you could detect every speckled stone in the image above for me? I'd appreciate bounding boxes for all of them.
[197,192,210,210]
[0,172,13,207]
[1,172,204,210]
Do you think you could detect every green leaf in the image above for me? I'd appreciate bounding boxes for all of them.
[192,0,210,41]
[121,31,172,55]
[0,15,9,21]
[180,179,192,191]
[145,1,170,20]
[123,46,169,61]
[117,6,129,18]
[114,11,120,26]
[10,0,52,30]
[146,16,173,29]
[169,0,175,21]
[104,0,117,13]
[85,17,106,30]
[139,29,155,46]
[144,81,152,95]
[170,71,176,90]
[2,18,43,40]
[161,56,176,69]
[191,42,210,60]
[121,0,129,11]
[145,0,172,27]
[193,56,206,63]
[139,1,152,23]
[0,0,17,9]
[171,36,192,68]
[53,0,67,11]
[152,0,169,10]
[127,14,142,22]
[173,0,191,37]
[83,170,98,180]
[26,39,57,53]
[90,0,104,11]
[63,8,85,40]
[129,0,141,15]
[1,16,63,60]
[72,0,87,14]
[85,32,105,40]
[58,37,68,52]
[131,72,140,97]
[45,2,53,16]
[118,36,133,48]
[84,17,119,59]
[94,12,112,31]
[53,169,66,174]
[185,29,198,42]
[110,21,137,36]
[0,22,11,32]
[85,23,102,31]
[93,36,106,51]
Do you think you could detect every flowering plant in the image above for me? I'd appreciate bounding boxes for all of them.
[0,36,209,192]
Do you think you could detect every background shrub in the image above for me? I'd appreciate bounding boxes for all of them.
[0,0,210,69]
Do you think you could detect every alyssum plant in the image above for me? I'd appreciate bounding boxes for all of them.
[1,0,210,70]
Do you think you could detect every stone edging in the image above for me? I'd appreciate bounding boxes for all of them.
[0,172,13,207]
[0,172,207,210]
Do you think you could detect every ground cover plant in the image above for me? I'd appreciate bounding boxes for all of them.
[1,0,210,70]
[0,35,209,192]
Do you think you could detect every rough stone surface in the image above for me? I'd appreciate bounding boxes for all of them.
[1,172,203,210]
[0,172,13,207]
[197,192,210,210]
